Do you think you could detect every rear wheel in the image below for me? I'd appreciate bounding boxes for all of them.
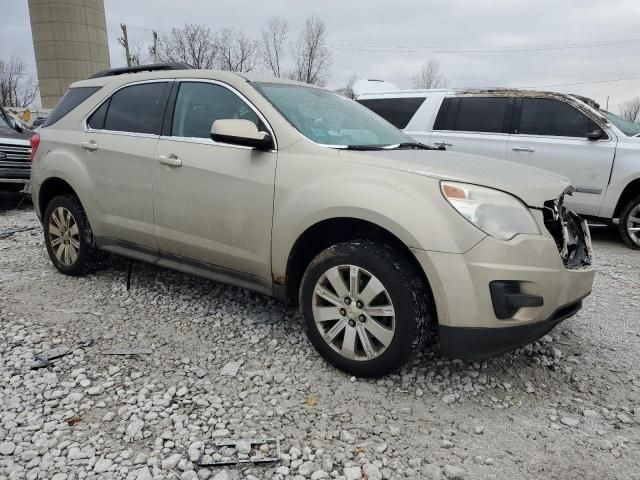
[43,194,100,275]
[300,240,430,377]
[619,195,640,249]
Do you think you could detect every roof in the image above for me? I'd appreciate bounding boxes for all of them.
[357,87,610,125]
[71,67,321,91]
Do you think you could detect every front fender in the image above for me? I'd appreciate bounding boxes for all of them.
[271,153,486,278]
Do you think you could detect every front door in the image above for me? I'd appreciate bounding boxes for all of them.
[152,81,277,282]
[507,97,616,215]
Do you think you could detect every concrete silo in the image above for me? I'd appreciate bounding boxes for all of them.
[28,0,111,108]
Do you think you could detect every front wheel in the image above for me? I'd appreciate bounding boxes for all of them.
[299,240,431,377]
[619,195,640,250]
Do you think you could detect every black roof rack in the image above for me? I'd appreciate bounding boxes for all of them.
[89,63,190,79]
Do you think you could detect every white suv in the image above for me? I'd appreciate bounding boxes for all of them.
[31,65,594,376]
[357,86,640,249]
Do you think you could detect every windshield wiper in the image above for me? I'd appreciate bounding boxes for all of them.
[344,144,386,151]
[387,142,439,151]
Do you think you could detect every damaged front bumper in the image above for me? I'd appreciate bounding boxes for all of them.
[412,191,595,360]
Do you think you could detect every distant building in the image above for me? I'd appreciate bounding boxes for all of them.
[28,0,111,108]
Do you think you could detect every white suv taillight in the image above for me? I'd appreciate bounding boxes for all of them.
[30,133,40,162]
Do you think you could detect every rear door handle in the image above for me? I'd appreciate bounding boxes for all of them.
[81,141,98,151]
[158,154,182,167]
[512,146,535,153]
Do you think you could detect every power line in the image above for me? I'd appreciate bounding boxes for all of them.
[517,74,640,89]
[331,38,640,54]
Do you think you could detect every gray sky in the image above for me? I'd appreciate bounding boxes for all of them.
[2,0,640,110]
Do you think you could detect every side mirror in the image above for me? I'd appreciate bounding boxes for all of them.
[11,118,24,133]
[586,129,604,140]
[211,119,273,150]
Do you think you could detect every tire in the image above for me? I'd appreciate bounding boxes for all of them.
[299,239,430,377]
[618,195,640,250]
[43,194,100,275]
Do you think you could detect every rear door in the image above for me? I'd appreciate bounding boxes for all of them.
[82,80,170,250]
[430,96,514,160]
[507,97,616,215]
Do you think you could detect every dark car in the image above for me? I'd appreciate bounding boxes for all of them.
[0,106,34,190]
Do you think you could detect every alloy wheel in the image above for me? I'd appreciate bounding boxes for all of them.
[312,264,395,361]
[627,204,640,247]
[48,206,80,266]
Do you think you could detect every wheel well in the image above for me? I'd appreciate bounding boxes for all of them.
[284,217,435,312]
[38,178,76,218]
[614,178,640,218]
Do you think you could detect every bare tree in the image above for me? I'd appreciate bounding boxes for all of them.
[290,15,331,86]
[619,97,640,122]
[218,29,260,73]
[261,17,289,77]
[157,24,219,69]
[0,55,39,108]
[336,73,358,99]
[412,58,450,89]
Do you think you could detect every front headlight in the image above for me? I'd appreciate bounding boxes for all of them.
[440,181,540,240]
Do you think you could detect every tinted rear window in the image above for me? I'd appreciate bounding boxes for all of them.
[518,98,592,137]
[43,86,101,127]
[357,97,426,129]
[103,82,169,135]
[433,97,513,133]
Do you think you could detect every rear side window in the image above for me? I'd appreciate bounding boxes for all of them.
[434,97,513,133]
[357,97,425,129]
[518,98,592,137]
[43,86,100,127]
[87,100,109,130]
[103,82,169,135]
[171,82,262,139]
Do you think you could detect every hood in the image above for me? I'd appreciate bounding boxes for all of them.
[339,149,570,208]
[0,124,34,142]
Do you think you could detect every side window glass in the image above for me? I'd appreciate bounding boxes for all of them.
[43,86,101,127]
[433,97,457,130]
[357,97,426,129]
[519,98,591,137]
[453,97,512,133]
[171,82,261,139]
[87,100,109,130]
[103,82,168,134]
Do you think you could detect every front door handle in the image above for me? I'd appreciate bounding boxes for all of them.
[81,141,98,151]
[512,146,535,153]
[433,141,453,148]
[158,154,182,167]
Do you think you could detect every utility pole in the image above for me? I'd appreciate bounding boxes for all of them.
[606,95,610,111]
[118,23,131,66]
[152,31,158,63]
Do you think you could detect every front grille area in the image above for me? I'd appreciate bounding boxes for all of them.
[0,142,32,181]
[543,196,592,269]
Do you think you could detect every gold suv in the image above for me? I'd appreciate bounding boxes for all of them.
[30,64,594,377]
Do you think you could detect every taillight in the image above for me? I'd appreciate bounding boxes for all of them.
[30,133,40,162]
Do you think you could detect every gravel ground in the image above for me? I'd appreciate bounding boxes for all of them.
[1,195,639,480]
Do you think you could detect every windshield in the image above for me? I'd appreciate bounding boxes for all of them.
[254,82,413,148]
[604,111,640,137]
